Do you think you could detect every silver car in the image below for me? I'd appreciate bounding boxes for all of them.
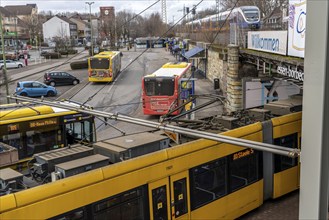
[0,60,24,69]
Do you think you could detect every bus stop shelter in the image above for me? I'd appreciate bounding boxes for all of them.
[183,46,206,78]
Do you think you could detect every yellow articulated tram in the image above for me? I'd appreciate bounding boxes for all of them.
[0,103,96,170]
[88,51,122,83]
[0,112,301,219]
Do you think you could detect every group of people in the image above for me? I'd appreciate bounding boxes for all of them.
[166,38,187,61]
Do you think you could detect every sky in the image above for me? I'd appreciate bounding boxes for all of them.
[0,0,216,23]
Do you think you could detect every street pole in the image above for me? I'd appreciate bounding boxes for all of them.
[86,2,94,56]
[14,17,18,56]
[0,12,10,103]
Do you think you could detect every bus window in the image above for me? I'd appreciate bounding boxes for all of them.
[144,78,175,96]
[90,58,110,69]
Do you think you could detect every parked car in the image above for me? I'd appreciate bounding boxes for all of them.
[44,71,80,86]
[0,60,24,69]
[16,81,57,97]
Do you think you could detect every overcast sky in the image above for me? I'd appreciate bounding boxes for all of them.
[0,0,216,23]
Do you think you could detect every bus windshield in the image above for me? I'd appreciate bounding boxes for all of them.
[90,58,110,69]
[144,78,175,96]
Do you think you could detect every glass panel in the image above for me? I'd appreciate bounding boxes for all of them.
[90,58,110,69]
[173,178,187,217]
[48,208,86,220]
[274,133,298,173]
[152,185,168,220]
[93,187,147,220]
[190,158,227,210]
[26,130,58,156]
[230,149,258,192]
[144,78,175,96]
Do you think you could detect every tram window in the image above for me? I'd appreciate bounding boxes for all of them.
[173,178,188,218]
[93,186,147,220]
[26,130,57,156]
[2,133,23,159]
[66,121,92,143]
[229,150,259,192]
[274,133,298,173]
[189,158,227,210]
[48,208,86,220]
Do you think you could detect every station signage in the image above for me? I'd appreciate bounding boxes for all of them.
[248,31,288,55]
[288,0,306,58]
[277,65,304,81]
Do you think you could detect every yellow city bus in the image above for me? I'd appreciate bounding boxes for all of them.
[0,112,301,219]
[0,103,96,169]
[88,51,122,82]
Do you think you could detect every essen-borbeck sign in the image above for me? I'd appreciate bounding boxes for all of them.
[277,66,304,82]
[248,31,288,55]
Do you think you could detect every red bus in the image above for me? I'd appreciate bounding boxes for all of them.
[142,62,193,115]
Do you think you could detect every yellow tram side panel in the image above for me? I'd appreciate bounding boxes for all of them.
[0,169,104,219]
[272,112,302,198]
[162,62,189,68]
[0,122,264,219]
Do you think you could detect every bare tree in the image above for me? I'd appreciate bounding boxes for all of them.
[143,12,165,37]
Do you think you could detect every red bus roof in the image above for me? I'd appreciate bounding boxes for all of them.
[144,62,192,78]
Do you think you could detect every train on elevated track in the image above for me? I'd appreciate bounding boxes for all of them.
[186,6,261,32]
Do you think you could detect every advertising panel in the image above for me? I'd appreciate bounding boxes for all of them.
[248,31,288,55]
[288,0,306,58]
[243,78,301,109]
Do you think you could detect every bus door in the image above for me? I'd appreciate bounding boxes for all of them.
[149,171,190,220]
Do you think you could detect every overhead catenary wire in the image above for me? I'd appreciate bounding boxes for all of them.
[80,0,205,106]
[9,95,301,158]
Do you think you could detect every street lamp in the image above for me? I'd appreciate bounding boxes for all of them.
[85,2,94,56]
[0,12,10,103]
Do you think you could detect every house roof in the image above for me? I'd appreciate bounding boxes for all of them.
[70,17,89,26]
[0,7,12,17]
[4,5,34,16]
[56,15,77,25]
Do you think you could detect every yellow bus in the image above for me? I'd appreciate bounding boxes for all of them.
[0,112,301,219]
[0,103,96,169]
[88,51,122,82]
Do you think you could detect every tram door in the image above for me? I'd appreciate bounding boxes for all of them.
[149,171,190,220]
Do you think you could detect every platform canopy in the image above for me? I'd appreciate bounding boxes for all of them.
[183,46,205,59]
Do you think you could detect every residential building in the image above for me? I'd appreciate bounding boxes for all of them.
[4,4,38,46]
[43,15,78,45]
[0,7,30,49]
[262,6,288,30]
[69,15,90,44]
[75,14,99,44]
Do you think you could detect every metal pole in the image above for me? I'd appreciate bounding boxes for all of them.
[0,12,10,103]
[14,17,18,56]
[8,95,300,158]
[299,0,329,219]
[86,2,94,56]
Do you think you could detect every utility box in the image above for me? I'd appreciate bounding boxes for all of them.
[93,132,170,163]
[0,143,19,167]
[54,154,109,178]
[0,168,23,191]
[33,145,93,175]
[217,116,239,130]
[264,96,302,116]
[248,108,271,121]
